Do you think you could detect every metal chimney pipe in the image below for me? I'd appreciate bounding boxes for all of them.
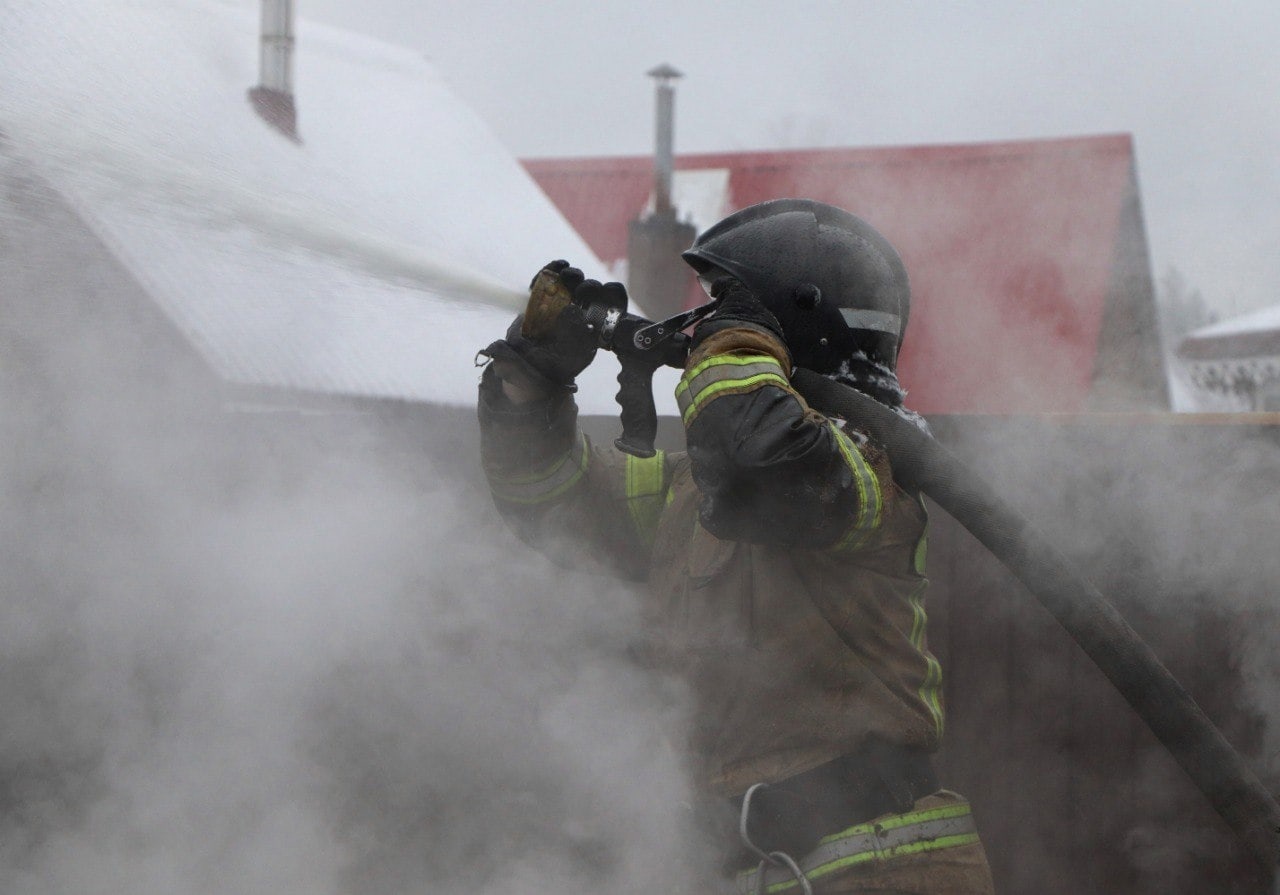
[647,63,682,218]
[249,0,299,140]
[259,0,295,94]
[628,64,696,318]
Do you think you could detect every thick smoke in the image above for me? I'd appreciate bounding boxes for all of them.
[0,181,706,893]
[929,410,1280,891]
[8,220,1280,894]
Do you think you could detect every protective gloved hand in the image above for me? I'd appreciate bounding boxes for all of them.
[569,277,629,322]
[478,261,599,396]
[521,259,584,340]
[691,276,786,349]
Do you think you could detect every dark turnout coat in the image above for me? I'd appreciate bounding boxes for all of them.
[478,325,944,799]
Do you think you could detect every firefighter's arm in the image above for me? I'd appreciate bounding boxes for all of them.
[678,280,890,549]
[475,263,672,578]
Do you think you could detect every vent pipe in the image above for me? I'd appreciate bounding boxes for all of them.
[627,64,696,318]
[648,63,682,218]
[248,0,299,141]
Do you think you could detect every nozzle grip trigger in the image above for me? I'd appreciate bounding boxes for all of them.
[614,358,658,458]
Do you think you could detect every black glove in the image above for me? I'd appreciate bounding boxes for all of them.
[528,258,585,293]
[478,262,599,393]
[691,276,786,349]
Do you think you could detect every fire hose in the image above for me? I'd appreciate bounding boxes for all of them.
[789,368,1280,874]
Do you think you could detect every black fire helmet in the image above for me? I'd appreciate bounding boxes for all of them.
[682,199,910,374]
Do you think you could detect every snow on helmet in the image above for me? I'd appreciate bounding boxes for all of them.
[682,199,910,374]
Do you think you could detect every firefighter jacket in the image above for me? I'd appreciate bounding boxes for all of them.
[477,326,944,798]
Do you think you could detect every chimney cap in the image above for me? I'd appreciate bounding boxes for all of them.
[647,63,683,82]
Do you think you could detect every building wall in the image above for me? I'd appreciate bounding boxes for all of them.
[929,415,1278,893]
[1088,166,1170,410]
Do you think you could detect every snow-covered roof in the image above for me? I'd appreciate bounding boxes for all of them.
[1179,303,1280,362]
[0,0,640,413]
[1184,303,1280,342]
[1173,302,1280,411]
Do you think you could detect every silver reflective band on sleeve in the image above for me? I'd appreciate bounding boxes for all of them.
[676,354,790,426]
[838,309,901,335]
[487,433,589,505]
[736,803,979,894]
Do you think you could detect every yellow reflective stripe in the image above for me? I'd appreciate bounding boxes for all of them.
[905,497,943,738]
[742,802,978,894]
[677,352,785,398]
[820,802,972,842]
[879,832,980,858]
[625,451,665,498]
[829,425,883,551]
[681,372,790,426]
[913,529,928,575]
[905,575,944,738]
[761,836,980,891]
[624,451,667,547]
[919,654,945,738]
[676,354,789,426]
[488,433,589,505]
[909,589,927,653]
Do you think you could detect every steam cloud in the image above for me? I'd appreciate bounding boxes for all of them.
[932,412,1280,890]
[0,212,705,893]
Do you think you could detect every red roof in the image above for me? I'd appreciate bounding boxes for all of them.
[524,134,1145,414]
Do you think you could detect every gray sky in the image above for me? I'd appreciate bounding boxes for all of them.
[303,0,1280,322]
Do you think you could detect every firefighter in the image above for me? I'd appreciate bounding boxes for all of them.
[476,199,995,893]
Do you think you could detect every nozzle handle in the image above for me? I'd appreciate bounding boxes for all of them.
[614,358,658,458]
